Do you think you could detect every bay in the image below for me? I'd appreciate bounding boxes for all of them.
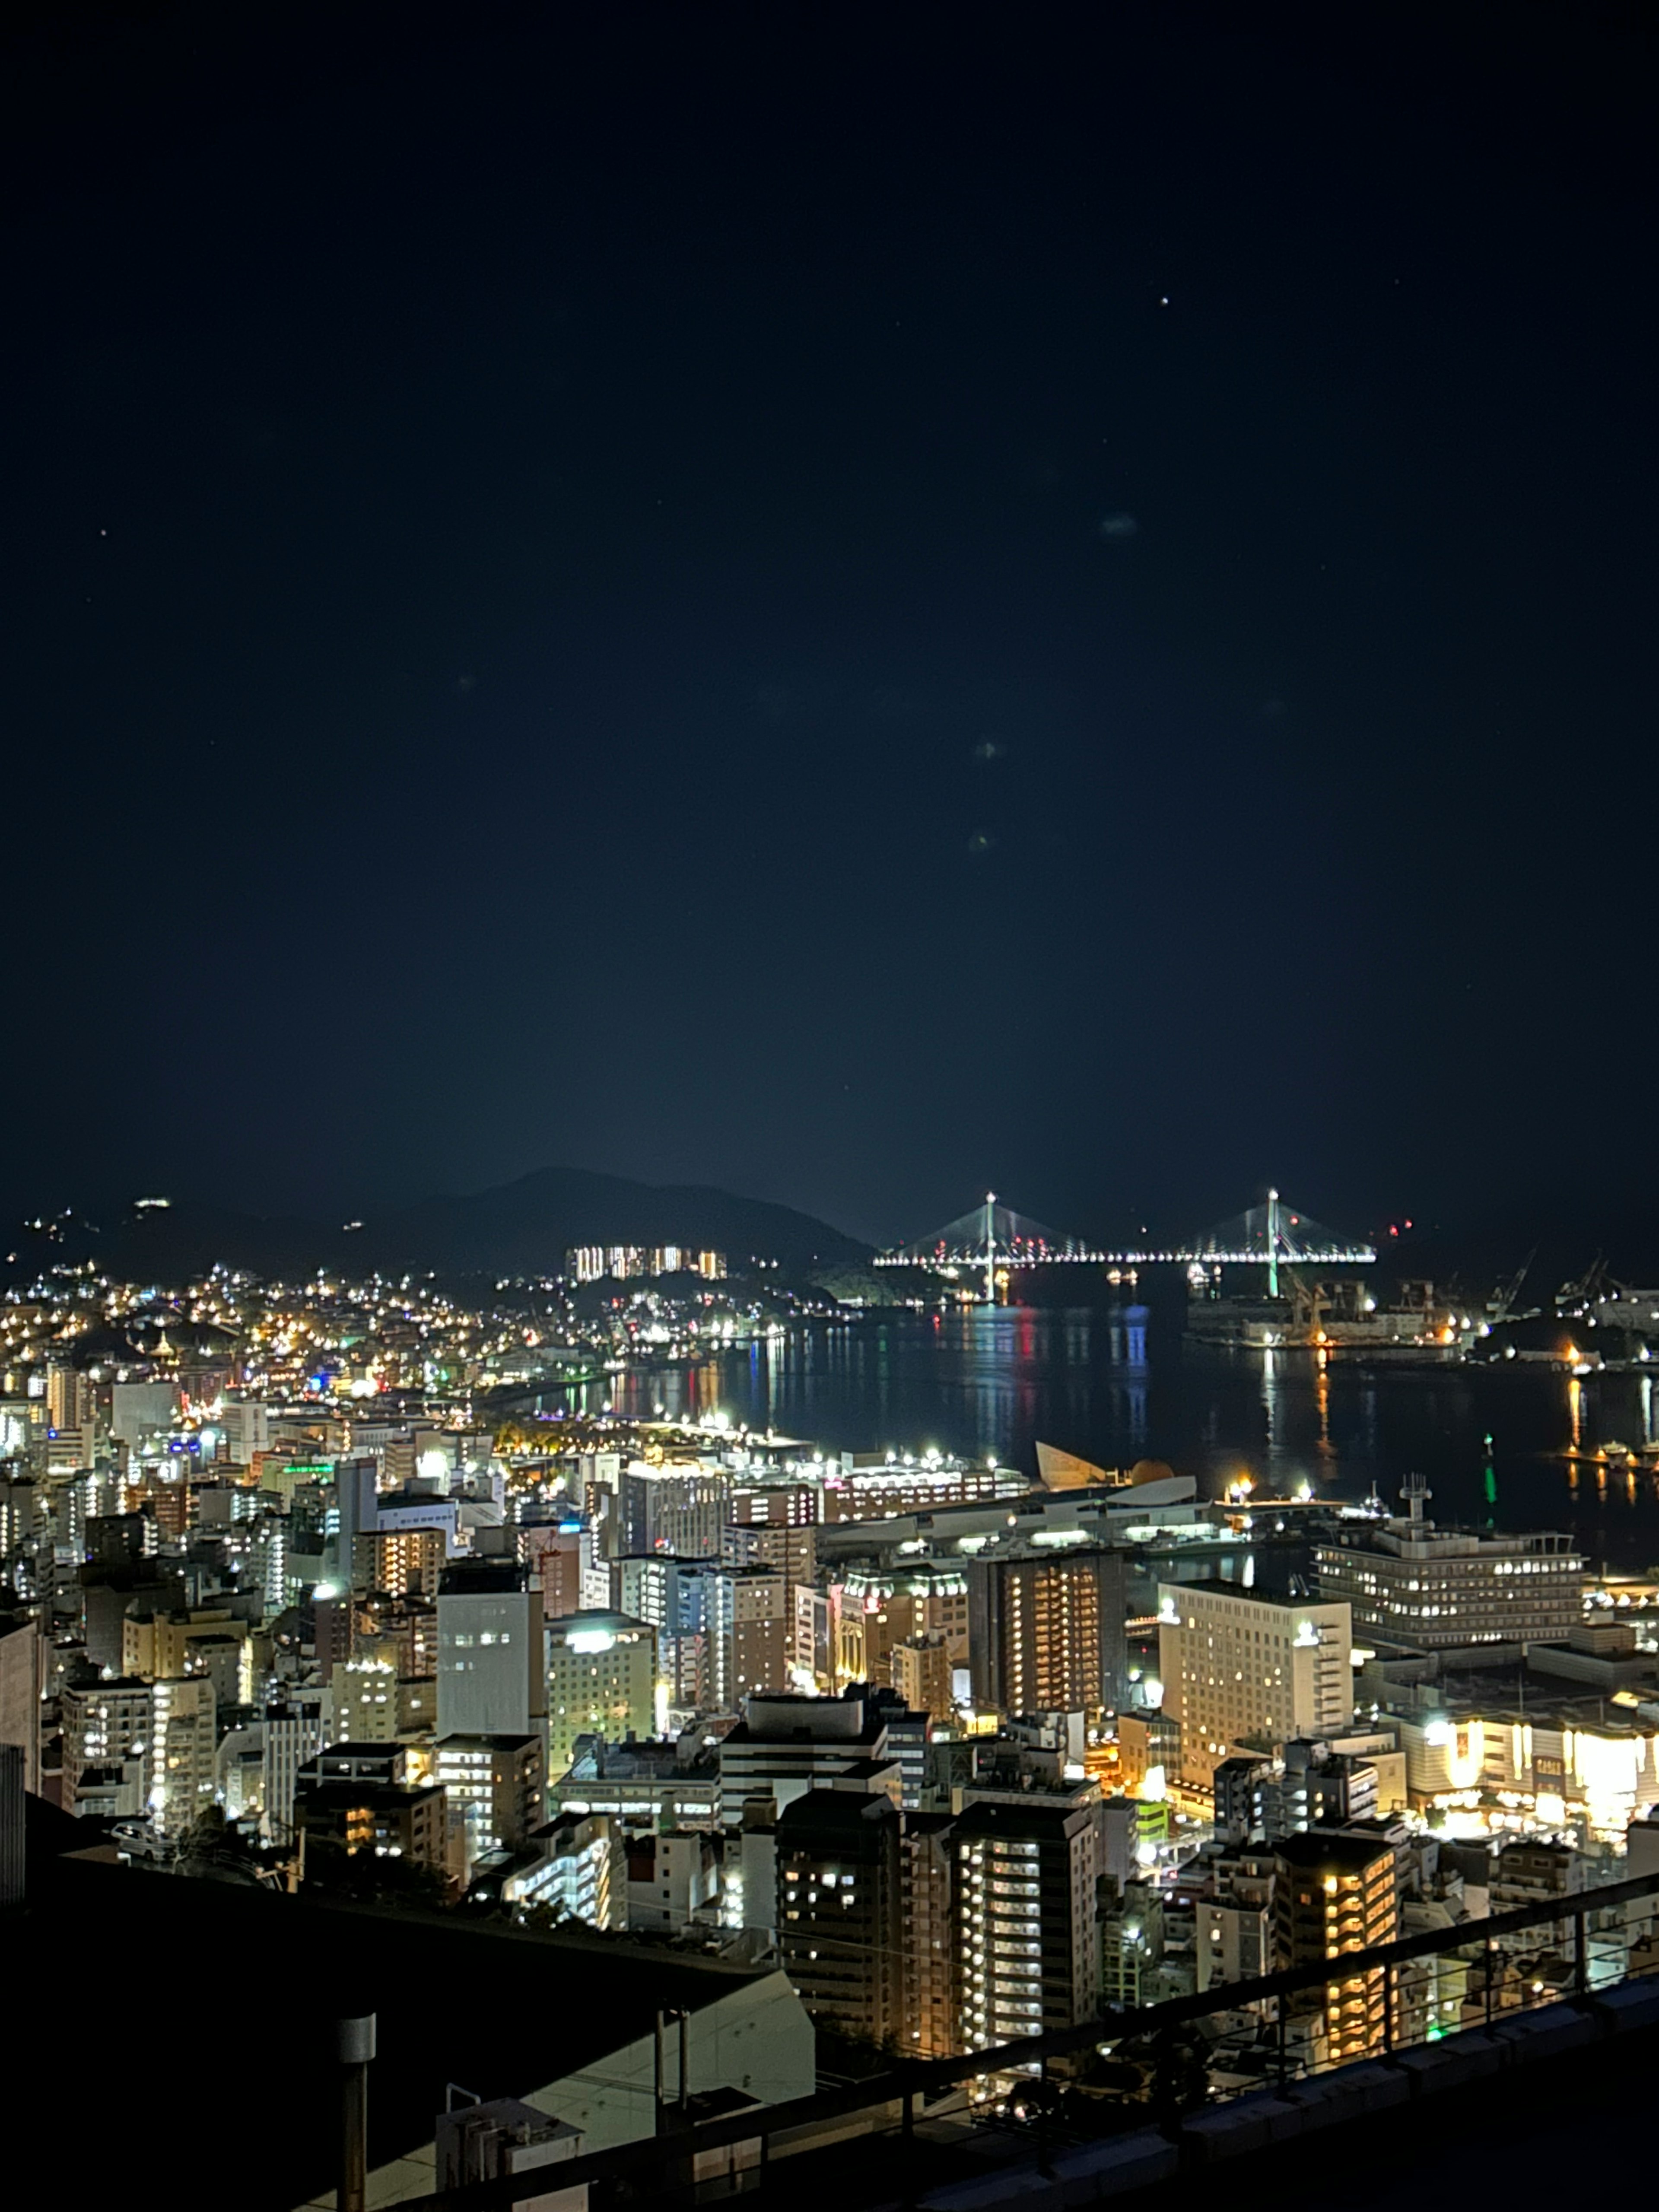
[590,1298,1659,1576]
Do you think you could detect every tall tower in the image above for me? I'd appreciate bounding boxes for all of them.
[983,1192,997,1307]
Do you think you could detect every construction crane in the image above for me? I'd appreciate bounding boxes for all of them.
[1487,1247,1536,1324]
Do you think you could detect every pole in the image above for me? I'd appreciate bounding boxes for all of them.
[337,2014,375,2212]
[1574,1904,1589,1996]
[984,1192,997,1308]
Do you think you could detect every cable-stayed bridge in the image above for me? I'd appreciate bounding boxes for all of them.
[874,1191,1376,1302]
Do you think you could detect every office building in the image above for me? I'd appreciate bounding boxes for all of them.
[892,1633,954,1722]
[1273,1830,1397,2063]
[837,1563,969,1688]
[966,1546,1129,1716]
[1157,1582,1353,1786]
[545,1612,657,1778]
[519,1523,583,1617]
[335,1657,400,1743]
[620,1462,729,1558]
[717,1693,896,1828]
[436,1559,547,1747]
[435,1734,547,1877]
[263,1693,332,1842]
[1314,1478,1583,1650]
[626,1828,720,1931]
[823,1455,1026,1522]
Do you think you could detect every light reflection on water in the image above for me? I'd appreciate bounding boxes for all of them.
[559,1304,1659,1573]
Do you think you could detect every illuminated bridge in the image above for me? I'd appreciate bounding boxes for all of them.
[874,1190,1376,1300]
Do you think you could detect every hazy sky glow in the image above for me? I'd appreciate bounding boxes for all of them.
[6,5,1653,1244]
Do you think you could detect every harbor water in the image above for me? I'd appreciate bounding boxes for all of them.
[590,1300,1659,1576]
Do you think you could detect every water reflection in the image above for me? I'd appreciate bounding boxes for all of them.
[564,1304,1659,1574]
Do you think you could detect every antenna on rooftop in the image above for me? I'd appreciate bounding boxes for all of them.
[1399,1471,1431,1526]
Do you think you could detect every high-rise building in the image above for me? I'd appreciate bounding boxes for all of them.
[838,1564,969,1688]
[149,1676,217,1831]
[1273,1830,1397,2063]
[0,1742,22,1909]
[954,1798,1103,2051]
[46,1363,95,1437]
[901,1812,959,2057]
[1157,1582,1353,1787]
[777,1789,905,2047]
[333,1456,379,1581]
[625,1828,720,1932]
[545,1612,657,1778]
[620,1462,729,1558]
[1195,1852,1277,1990]
[263,1692,332,1842]
[1313,1478,1583,1649]
[794,1586,833,1692]
[502,1811,625,1927]
[723,1520,817,1587]
[519,1523,583,1617]
[613,1559,789,1714]
[725,1567,791,1709]
[612,1556,709,1709]
[966,1547,1129,1716]
[436,1560,547,1750]
[1214,1738,1380,1845]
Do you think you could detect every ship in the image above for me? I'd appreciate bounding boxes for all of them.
[1184,1273,1469,1359]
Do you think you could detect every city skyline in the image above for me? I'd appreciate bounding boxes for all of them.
[5,8,1657,2201]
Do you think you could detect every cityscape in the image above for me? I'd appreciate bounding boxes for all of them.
[7,1196,1659,2206]
[6,6,1653,2211]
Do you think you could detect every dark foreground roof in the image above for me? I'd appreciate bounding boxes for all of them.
[16,1830,772,2212]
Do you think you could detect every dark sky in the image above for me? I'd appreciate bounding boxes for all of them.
[5,3,1653,1246]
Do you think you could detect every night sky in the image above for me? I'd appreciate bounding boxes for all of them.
[6,4,1653,1247]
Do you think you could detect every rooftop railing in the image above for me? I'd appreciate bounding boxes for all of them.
[386,1863,1659,2210]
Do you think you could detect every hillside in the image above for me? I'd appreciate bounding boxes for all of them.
[9,1166,868,1284]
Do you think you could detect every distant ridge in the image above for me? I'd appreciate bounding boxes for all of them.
[10,1165,869,1284]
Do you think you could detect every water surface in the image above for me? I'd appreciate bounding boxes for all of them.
[589,1302,1659,1574]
